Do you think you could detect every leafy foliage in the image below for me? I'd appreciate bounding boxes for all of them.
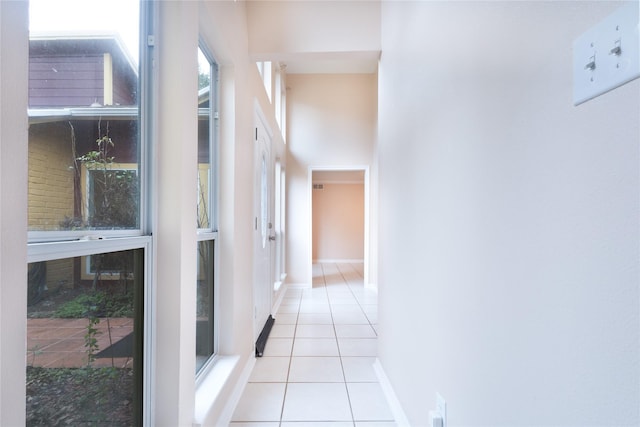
[53,290,134,319]
[26,366,133,426]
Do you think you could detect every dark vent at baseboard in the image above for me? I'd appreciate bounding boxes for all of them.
[255,315,275,357]
[313,184,324,190]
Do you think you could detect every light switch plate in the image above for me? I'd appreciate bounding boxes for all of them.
[573,1,640,105]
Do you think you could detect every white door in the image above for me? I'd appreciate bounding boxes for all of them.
[253,111,273,342]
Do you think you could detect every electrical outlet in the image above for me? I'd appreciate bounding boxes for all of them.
[573,1,640,105]
[436,393,447,427]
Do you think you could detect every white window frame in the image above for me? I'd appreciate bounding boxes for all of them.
[195,40,220,380]
[25,0,155,425]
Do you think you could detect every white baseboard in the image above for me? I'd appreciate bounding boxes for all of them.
[271,282,288,313]
[373,358,410,427]
[365,282,378,293]
[214,355,256,426]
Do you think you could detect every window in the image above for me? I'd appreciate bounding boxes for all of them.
[274,62,286,142]
[27,248,145,425]
[256,60,272,103]
[196,44,219,375]
[274,162,286,289]
[27,0,150,424]
[85,163,139,229]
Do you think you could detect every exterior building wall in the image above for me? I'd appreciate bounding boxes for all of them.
[28,121,75,230]
[29,54,104,107]
[45,258,75,291]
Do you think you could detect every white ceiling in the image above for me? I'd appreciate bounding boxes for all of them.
[259,51,380,74]
[246,1,381,75]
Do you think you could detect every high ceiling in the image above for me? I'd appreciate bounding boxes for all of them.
[245,0,381,74]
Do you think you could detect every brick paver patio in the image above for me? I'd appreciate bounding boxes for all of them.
[27,318,134,369]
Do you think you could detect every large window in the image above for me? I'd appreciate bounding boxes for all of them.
[196,44,219,375]
[27,0,149,424]
[27,248,145,425]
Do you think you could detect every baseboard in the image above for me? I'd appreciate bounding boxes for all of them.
[272,282,288,313]
[214,355,257,426]
[365,282,378,293]
[373,358,410,427]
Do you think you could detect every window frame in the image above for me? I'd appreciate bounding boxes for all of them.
[195,40,220,380]
[26,0,155,424]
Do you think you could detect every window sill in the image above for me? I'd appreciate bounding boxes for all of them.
[193,355,240,425]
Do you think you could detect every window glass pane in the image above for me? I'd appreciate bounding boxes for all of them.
[197,47,211,229]
[196,240,215,373]
[26,249,144,425]
[28,0,140,233]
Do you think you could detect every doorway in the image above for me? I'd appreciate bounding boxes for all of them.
[253,107,274,345]
[309,167,369,285]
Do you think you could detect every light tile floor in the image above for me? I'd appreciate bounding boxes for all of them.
[231,263,396,427]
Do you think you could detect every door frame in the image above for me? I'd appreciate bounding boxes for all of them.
[307,165,370,286]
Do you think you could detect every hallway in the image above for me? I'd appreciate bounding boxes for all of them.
[231,263,395,426]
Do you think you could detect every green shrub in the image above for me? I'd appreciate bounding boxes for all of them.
[54,291,133,318]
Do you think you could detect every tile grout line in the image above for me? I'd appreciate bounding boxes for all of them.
[278,292,301,425]
[325,262,357,426]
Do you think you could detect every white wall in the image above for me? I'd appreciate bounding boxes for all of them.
[286,73,377,285]
[312,183,365,262]
[378,1,639,425]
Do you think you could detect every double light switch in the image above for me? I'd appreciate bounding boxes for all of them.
[573,1,640,105]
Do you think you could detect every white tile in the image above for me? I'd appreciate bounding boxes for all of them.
[335,324,377,339]
[249,357,290,382]
[355,294,378,305]
[289,357,344,382]
[299,303,332,314]
[301,289,329,298]
[282,383,352,421]
[332,312,370,325]
[329,297,358,305]
[325,286,351,294]
[285,289,303,297]
[231,383,286,422]
[355,423,397,427]
[278,305,300,314]
[282,423,353,427]
[338,339,377,357]
[278,302,300,308]
[293,338,339,356]
[296,324,335,338]
[302,288,329,298]
[274,313,298,325]
[347,383,394,421]
[231,423,279,427]
[331,305,365,315]
[270,324,296,338]
[365,312,378,324]
[341,357,378,382]
[262,338,293,357]
[361,305,377,315]
[298,313,333,325]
